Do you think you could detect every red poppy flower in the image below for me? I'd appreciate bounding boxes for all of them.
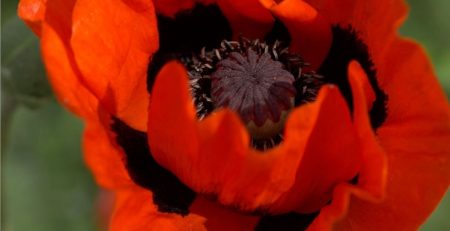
[19,0,450,230]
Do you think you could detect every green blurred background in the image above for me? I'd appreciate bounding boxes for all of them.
[1,0,449,230]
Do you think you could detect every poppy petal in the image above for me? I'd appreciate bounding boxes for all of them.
[148,61,299,211]
[147,61,199,177]
[70,0,158,131]
[17,0,46,36]
[95,189,116,230]
[217,0,274,39]
[110,186,206,231]
[271,84,361,214]
[348,61,386,199]
[335,39,450,230]
[148,61,361,213]
[27,0,132,190]
[17,0,99,119]
[312,39,450,229]
[306,0,408,65]
[83,115,132,189]
[40,21,98,119]
[202,87,359,214]
[260,0,332,70]
[307,61,388,230]
[190,197,259,231]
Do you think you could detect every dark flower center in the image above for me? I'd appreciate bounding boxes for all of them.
[181,38,323,149]
[212,49,295,139]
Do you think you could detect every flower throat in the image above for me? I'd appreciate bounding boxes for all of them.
[181,38,324,150]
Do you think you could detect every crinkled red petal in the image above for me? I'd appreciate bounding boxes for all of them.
[110,186,206,231]
[190,197,259,231]
[37,0,99,119]
[306,0,408,67]
[83,112,133,189]
[308,61,388,230]
[148,61,361,214]
[70,0,158,131]
[260,0,332,70]
[17,0,46,36]
[337,39,450,230]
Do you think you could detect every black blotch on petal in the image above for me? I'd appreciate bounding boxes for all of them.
[147,4,233,92]
[111,118,196,215]
[264,19,291,45]
[318,25,388,129]
[254,212,319,231]
[350,174,360,185]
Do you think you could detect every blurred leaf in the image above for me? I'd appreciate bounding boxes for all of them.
[1,0,19,24]
[421,191,450,231]
[3,102,98,231]
[1,10,52,108]
[1,87,17,151]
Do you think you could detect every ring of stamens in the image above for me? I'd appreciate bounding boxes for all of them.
[181,38,324,150]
